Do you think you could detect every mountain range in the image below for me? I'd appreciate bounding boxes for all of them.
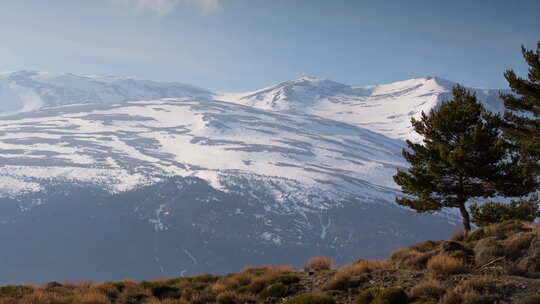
[0,71,506,283]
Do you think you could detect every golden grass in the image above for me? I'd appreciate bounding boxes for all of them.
[427,255,467,275]
[390,247,434,270]
[77,291,111,304]
[322,260,387,290]
[483,220,528,239]
[304,256,333,272]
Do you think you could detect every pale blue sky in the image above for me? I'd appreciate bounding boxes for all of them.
[1,0,539,91]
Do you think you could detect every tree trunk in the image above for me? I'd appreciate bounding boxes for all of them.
[459,204,471,234]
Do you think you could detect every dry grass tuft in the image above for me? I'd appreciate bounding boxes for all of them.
[409,240,439,253]
[483,220,528,239]
[427,255,467,275]
[456,276,497,295]
[390,247,434,270]
[242,265,294,275]
[503,232,535,259]
[322,260,387,291]
[304,257,333,272]
[214,273,253,291]
[216,290,256,304]
[409,279,445,300]
[77,291,111,304]
[450,227,467,242]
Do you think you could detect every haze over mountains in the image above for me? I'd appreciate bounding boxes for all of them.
[0,71,506,283]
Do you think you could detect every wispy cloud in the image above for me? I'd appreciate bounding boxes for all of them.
[115,0,221,15]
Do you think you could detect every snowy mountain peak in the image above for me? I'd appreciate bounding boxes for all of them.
[217,77,356,111]
[220,76,507,141]
[0,71,507,142]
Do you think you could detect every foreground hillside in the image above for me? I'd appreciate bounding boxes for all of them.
[1,221,538,304]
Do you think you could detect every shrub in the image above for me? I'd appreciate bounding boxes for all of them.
[258,283,292,299]
[18,290,73,304]
[44,282,62,290]
[374,287,407,304]
[470,197,539,227]
[408,297,437,304]
[243,267,300,294]
[140,281,182,299]
[483,220,529,239]
[116,287,151,304]
[427,255,467,275]
[182,291,217,304]
[273,273,301,285]
[323,260,386,291]
[0,286,34,299]
[92,283,122,300]
[216,291,256,304]
[356,287,407,304]
[77,291,111,304]
[356,288,378,304]
[216,273,253,291]
[390,248,433,269]
[409,279,445,300]
[286,294,336,304]
[242,265,294,275]
[409,240,439,253]
[304,257,333,272]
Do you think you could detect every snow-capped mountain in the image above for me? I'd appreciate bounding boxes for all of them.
[0,70,211,113]
[0,72,504,283]
[0,97,405,201]
[218,77,507,141]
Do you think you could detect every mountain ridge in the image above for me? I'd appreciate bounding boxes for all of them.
[0,71,508,142]
[0,71,500,282]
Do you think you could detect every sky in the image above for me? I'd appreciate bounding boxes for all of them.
[0,0,539,91]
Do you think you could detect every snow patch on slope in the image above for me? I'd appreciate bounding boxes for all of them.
[0,98,405,209]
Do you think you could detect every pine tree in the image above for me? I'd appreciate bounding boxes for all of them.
[393,85,535,233]
[500,42,540,174]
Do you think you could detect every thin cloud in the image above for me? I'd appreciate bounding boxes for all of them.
[115,0,221,15]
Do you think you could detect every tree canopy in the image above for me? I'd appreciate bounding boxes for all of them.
[393,85,536,232]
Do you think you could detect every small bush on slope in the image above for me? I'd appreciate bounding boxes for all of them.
[356,287,407,304]
[304,257,333,272]
[427,255,467,275]
[322,260,387,291]
[470,198,539,227]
